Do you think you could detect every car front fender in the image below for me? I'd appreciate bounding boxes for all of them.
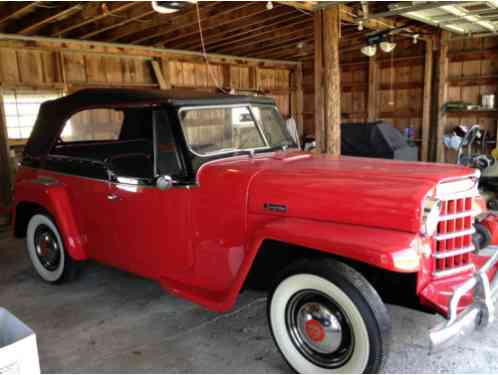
[14,178,88,261]
[246,216,421,273]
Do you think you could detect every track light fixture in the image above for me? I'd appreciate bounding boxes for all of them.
[151,1,196,14]
[379,41,396,53]
[361,45,377,57]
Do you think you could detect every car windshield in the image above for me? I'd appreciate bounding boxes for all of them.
[179,105,297,156]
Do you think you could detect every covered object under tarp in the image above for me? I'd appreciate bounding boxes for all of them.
[341,122,418,161]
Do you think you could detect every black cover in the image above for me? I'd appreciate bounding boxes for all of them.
[341,121,418,161]
[25,88,275,158]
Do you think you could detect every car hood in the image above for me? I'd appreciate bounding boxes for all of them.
[245,152,475,233]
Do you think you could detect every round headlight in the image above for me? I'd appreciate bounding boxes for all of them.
[422,197,441,236]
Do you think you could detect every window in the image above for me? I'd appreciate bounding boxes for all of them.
[179,106,266,156]
[251,105,295,148]
[61,108,124,142]
[2,90,62,140]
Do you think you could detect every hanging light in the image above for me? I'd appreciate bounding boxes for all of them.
[151,1,196,14]
[379,41,396,53]
[412,34,420,44]
[361,45,377,57]
[357,20,364,31]
[266,1,274,10]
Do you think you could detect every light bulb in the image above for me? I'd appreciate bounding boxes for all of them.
[266,1,273,10]
[358,21,364,31]
[361,45,377,57]
[380,41,396,53]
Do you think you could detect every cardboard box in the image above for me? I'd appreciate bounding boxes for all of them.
[0,308,40,375]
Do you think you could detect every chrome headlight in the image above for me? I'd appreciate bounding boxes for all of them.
[422,196,441,236]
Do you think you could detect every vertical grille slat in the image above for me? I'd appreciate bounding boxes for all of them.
[432,181,478,277]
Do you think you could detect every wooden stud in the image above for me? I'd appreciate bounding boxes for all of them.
[0,95,12,212]
[17,4,83,36]
[222,65,231,89]
[436,31,449,163]
[421,37,433,162]
[249,67,258,90]
[314,10,325,152]
[323,6,341,155]
[367,55,378,122]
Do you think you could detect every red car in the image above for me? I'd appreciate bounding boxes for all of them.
[12,89,498,373]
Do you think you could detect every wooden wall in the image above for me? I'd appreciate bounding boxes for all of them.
[0,36,299,124]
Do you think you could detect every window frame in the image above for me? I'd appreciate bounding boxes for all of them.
[177,103,272,158]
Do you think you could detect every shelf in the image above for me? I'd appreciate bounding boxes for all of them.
[446,109,498,118]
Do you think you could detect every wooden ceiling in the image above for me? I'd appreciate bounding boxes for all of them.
[0,1,434,61]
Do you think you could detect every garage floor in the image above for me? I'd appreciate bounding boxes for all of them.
[1,227,497,373]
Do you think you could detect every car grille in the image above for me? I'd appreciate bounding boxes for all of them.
[433,178,479,278]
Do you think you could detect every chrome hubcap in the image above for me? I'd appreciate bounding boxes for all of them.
[34,225,61,271]
[286,290,354,369]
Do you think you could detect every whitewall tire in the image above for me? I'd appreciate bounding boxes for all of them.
[268,259,391,374]
[26,213,79,284]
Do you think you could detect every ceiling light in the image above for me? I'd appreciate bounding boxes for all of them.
[380,41,396,53]
[358,21,364,31]
[361,45,377,57]
[412,34,419,44]
[151,1,196,14]
[266,1,273,10]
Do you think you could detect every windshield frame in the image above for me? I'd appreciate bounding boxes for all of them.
[177,103,295,158]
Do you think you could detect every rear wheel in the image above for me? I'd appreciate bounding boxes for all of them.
[267,259,391,373]
[26,214,79,284]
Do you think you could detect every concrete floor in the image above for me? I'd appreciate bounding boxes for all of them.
[1,227,498,373]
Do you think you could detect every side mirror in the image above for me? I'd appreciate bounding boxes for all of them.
[156,175,176,191]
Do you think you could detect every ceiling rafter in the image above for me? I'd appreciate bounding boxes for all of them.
[141,2,273,46]
[174,8,307,51]
[49,2,137,38]
[101,1,221,43]
[17,4,84,36]
[249,35,315,59]
[211,20,313,55]
[0,2,38,28]
[76,3,157,40]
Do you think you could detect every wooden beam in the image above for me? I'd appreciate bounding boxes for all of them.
[101,2,222,43]
[249,67,258,90]
[367,55,378,122]
[0,3,37,28]
[78,4,156,40]
[291,63,304,137]
[177,9,306,51]
[49,2,137,38]
[421,37,433,162]
[314,10,325,152]
[278,1,315,12]
[18,4,84,36]
[133,3,258,46]
[222,65,231,89]
[436,31,449,163]
[323,6,341,155]
[0,95,12,213]
[151,60,168,90]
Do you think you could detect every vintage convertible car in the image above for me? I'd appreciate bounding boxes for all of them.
[12,89,498,373]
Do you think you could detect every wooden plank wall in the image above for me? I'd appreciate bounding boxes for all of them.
[0,37,298,120]
[446,36,498,138]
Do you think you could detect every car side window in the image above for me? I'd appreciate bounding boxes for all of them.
[50,107,156,181]
[60,108,123,142]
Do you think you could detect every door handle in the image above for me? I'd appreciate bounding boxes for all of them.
[107,193,120,201]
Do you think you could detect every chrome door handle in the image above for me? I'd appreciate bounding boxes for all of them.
[107,193,119,201]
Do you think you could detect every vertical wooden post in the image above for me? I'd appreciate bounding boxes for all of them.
[436,31,449,163]
[323,5,341,155]
[222,65,232,89]
[367,55,378,122]
[421,37,434,162]
[291,63,304,137]
[0,95,12,215]
[160,57,172,90]
[314,10,325,152]
[151,60,168,90]
[248,66,258,91]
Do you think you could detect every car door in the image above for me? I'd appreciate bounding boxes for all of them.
[103,109,193,279]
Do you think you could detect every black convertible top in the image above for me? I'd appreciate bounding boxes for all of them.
[25,88,276,158]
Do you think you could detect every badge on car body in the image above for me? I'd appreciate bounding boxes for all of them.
[264,203,287,213]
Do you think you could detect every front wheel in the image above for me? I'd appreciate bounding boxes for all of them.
[267,259,391,373]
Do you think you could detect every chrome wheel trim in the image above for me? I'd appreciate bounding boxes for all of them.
[270,274,370,373]
[286,290,354,369]
[34,224,61,271]
[27,215,65,282]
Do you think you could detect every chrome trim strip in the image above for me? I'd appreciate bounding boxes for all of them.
[435,227,475,241]
[433,245,475,259]
[432,263,475,278]
[439,210,480,221]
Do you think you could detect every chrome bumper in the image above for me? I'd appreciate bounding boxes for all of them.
[429,247,498,352]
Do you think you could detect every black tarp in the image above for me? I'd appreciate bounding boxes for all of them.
[341,121,418,161]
